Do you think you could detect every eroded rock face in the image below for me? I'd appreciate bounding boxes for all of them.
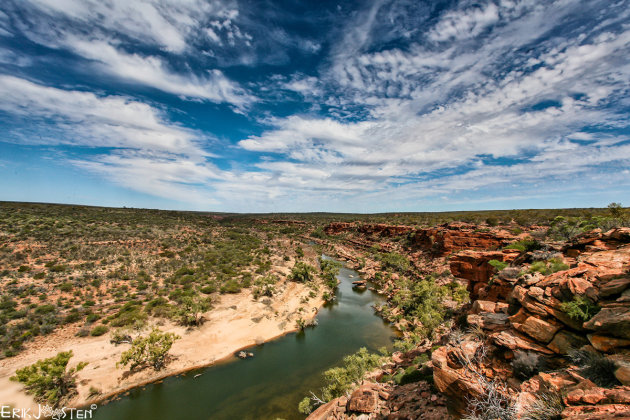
[412,225,512,256]
[314,227,630,420]
[431,341,485,416]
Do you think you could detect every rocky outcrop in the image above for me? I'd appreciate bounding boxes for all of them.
[411,224,513,256]
[323,222,413,237]
[315,226,630,419]
[430,229,630,417]
[306,380,451,419]
[324,222,356,235]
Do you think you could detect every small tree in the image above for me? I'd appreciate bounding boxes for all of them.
[608,202,623,219]
[319,258,342,289]
[118,328,179,371]
[10,351,87,407]
[288,262,316,283]
[172,296,210,327]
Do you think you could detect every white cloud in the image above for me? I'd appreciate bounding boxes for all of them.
[8,0,253,107]
[428,1,500,42]
[66,38,253,107]
[228,1,630,209]
[0,75,225,205]
[0,75,206,155]
[22,0,238,53]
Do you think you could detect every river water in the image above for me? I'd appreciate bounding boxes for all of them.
[93,258,396,420]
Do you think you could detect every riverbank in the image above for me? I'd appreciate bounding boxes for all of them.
[0,280,324,413]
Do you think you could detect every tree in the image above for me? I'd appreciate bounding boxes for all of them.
[608,202,623,219]
[288,262,316,283]
[118,328,179,371]
[319,258,342,289]
[172,295,210,326]
[10,351,87,407]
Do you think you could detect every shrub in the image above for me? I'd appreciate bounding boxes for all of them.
[90,325,109,336]
[608,202,623,219]
[86,313,100,323]
[172,296,210,326]
[394,366,430,385]
[378,252,410,272]
[488,260,508,272]
[569,349,620,388]
[200,284,217,294]
[288,262,316,283]
[528,259,569,276]
[10,351,87,407]
[219,279,241,294]
[390,277,452,337]
[504,239,541,253]
[295,247,304,258]
[118,328,179,371]
[561,296,600,321]
[521,391,564,420]
[512,351,544,380]
[109,301,147,327]
[319,258,342,289]
[75,327,89,337]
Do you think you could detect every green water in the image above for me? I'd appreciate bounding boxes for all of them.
[93,259,396,420]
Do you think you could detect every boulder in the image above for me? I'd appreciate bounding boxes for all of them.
[431,344,484,416]
[584,307,630,339]
[471,300,496,314]
[614,364,630,386]
[561,404,630,419]
[467,312,509,331]
[323,222,356,235]
[547,330,589,354]
[599,276,630,298]
[510,310,561,343]
[306,399,337,420]
[450,250,505,283]
[587,334,630,352]
[346,384,379,413]
[490,330,554,354]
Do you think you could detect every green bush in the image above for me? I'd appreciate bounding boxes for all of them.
[172,296,210,326]
[118,328,179,371]
[90,325,109,336]
[378,252,410,272]
[391,277,450,337]
[488,259,508,272]
[561,296,600,321]
[504,239,541,253]
[319,258,342,289]
[288,262,316,283]
[528,258,569,276]
[298,347,384,414]
[10,351,87,407]
[220,279,241,294]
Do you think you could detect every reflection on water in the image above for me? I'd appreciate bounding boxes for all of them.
[93,258,396,420]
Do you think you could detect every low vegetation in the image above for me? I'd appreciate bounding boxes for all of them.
[10,351,87,407]
[561,296,600,321]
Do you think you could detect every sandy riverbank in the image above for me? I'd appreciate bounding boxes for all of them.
[0,280,324,413]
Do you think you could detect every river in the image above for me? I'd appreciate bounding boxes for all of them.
[93,257,396,420]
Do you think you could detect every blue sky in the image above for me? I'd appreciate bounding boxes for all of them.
[0,0,629,212]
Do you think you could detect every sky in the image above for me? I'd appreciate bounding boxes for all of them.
[0,0,629,213]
